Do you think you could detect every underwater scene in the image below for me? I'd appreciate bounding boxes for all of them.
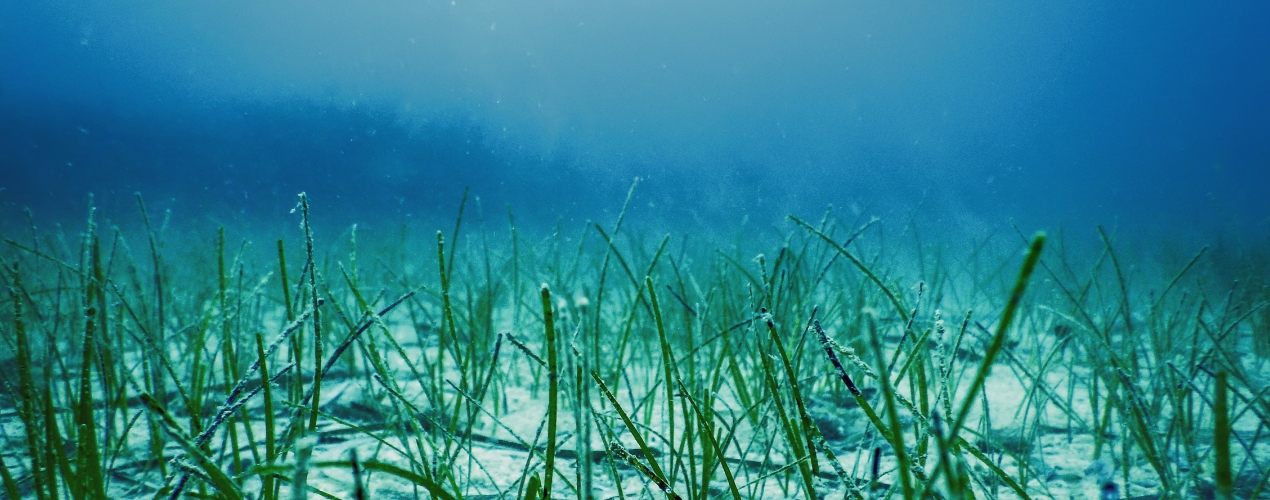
[2,1,1269,499]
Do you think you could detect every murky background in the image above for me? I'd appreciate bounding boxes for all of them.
[2,0,1267,241]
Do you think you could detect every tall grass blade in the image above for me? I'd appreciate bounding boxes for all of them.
[590,369,669,485]
[949,233,1045,441]
[1215,370,1233,500]
[9,264,49,500]
[677,380,742,500]
[541,284,560,500]
[867,317,913,499]
[298,193,324,433]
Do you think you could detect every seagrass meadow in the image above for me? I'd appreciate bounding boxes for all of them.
[1,189,1269,500]
[6,0,1270,497]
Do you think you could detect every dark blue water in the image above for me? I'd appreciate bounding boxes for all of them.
[2,0,1267,242]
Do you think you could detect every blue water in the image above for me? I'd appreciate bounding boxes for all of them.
[2,0,1267,242]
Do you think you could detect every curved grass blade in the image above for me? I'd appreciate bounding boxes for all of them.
[789,215,908,323]
[140,393,244,500]
[678,380,742,500]
[308,460,455,500]
[590,369,669,486]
